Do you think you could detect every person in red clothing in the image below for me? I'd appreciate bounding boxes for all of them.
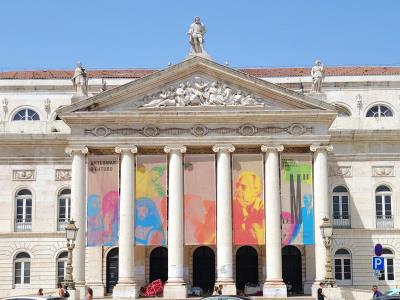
[233,171,264,244]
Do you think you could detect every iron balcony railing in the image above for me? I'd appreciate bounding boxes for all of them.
[15,218,32,232]
[333,215,351,228]
[376,215,394,228]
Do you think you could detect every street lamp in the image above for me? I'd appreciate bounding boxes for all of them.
[320,217,336,287]
[64,219,79,290]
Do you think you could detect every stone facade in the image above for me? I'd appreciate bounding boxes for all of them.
[0,57,400,299]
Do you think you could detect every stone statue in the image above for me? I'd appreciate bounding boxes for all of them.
[71,61,88,97]
[187,16,206,54]
[311,60,325,93]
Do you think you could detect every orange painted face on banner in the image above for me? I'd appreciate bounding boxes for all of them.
[232,154,265,245]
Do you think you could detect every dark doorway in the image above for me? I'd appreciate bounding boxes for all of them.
[150,247,168,282]
[106,248,119,294]
[193,246,215,294]
[282,245,302,295]
[236,246,258,291]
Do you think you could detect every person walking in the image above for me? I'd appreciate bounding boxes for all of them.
[372,285,383,298]
[86,287,93,300]
[57,283,65,297]
[37,288,43,295]
[317,282,327,300]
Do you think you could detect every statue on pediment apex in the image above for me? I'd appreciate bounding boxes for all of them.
[311,59,325,93]
[72,61,88,97]
[188,16,206,54]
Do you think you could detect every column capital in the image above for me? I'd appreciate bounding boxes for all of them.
[212,144,235,153]
[164,145,187,154]
[261,145,284,153]
[115,146,138,154]
[310,144,333,153]
[65,146,89,156]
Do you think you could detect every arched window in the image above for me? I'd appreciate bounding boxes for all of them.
[57,251,68,284]
[332,186,350,228]
[58,188,71,231]
[366,105,393,118]
[12,108,40,121]
[335,105,351,117]
[379,248,395,281]
[334,249,352,284]
[375,185,393,228]
[15,189,32,232]
[14,252,31,287]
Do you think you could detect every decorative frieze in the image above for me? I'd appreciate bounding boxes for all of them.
[84,123,312,138]
[329,166,352,178]
[13,169,36,181]
[55,169,72,181]
[372,166,394,177]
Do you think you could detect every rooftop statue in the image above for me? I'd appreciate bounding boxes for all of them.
[187,16,209,58]
[310,60,325,93]
[72,61,88,97]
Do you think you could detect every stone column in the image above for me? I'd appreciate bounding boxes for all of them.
[163,145,187,299]
[310,145,333,292]
[261,145,286,298]
[66,146,88,300]
[113,146,139,299]
[212,144,236,295]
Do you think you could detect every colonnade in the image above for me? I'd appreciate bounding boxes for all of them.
[66,144,332,299]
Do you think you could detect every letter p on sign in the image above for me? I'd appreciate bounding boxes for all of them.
[372,257,384,271]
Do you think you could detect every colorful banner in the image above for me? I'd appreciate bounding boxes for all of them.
[184,154,216,245]
[232,154,264,245]
[135,155,167,246]
[87,155,119,247]
[280,154,314,245]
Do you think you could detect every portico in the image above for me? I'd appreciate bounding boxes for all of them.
[59,56,337,299]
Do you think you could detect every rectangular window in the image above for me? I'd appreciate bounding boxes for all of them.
[15,262,21,284]
[57,261,65,283]
[334,259,342,280]
[342,196,349,218]
[333,196,340,218]
[387,258,394,280]
[384,196,391,217]
[343,259,351,280]
[376,196,383,216]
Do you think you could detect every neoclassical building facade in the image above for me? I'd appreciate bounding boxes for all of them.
[0,56,399,299]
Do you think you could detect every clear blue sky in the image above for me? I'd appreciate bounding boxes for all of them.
[0,0,399,70]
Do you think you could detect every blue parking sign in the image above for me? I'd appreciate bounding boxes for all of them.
[372,257,384,270]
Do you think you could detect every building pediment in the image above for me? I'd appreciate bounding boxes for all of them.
[58,56,337,116]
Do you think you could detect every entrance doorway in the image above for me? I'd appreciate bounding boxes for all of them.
[149,247,168,282]
[236,246,258,291]
[106,247,119,294]
[282,245,302,295]
[193,246,215,294]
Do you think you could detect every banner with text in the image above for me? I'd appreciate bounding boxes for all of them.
[135,155,168,246]
[280,154,314,245]
[184,154,216,245]
[87,155,119,247]
[232,154,265,245]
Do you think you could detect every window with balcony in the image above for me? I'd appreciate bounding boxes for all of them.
[15,189,32,232]
[57,251,68,284]
[375,185,393,228]
[334,248,352,284]
[332,186,350,228]
[379,248,395,281]
[12,108,40,121]
[14,252,31,287]
[58,188,71,231]
[366,105,393,118]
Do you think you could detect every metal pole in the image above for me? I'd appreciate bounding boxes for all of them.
[323,236,336,287]
[64,240,75,290]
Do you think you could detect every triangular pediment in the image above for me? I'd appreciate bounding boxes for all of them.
[58,56,336,116]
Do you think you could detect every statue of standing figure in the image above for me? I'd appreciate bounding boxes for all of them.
[72,61,88,97]
[310,60,325,93]
[187,16,207,54]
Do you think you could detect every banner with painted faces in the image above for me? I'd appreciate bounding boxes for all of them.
[87,155,120,247]
[184,154,216,245]
[232,154,265,245]
[280,154,314,245]
[135,155,168,246]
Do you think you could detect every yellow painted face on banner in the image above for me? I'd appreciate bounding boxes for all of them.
[235,171,262,208]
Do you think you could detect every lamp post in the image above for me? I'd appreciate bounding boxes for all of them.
[64,220,79,290]
[320,217,336,287]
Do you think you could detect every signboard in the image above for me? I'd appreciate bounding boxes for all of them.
[372,257,384,271]
[375,243,383,256]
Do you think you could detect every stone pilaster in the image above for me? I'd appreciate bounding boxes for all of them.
[212,144,236,295]
[261,145,287,298]
[163,145,187,298]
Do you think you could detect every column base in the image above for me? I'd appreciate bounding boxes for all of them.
[263,280,287,298]
[113,283,140,299]
[69,284,85,300]
[66,289,79,300]
[216,279,236,295]
[163,282,187,299]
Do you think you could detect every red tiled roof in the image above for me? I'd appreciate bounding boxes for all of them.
[0,66,399,80]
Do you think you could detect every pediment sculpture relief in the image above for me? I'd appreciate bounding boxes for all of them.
[141,78,264,108]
